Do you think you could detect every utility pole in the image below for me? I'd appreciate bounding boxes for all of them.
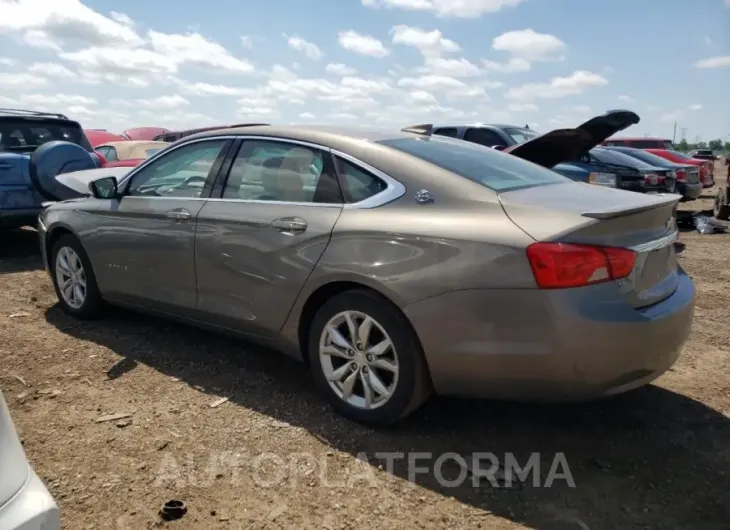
[672,121,677,143]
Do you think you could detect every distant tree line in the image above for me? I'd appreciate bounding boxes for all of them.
[675,138,730,154]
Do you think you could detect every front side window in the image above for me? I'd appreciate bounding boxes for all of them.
[126,139,227,197]
[222,140,341,203]
[378,136,570,192]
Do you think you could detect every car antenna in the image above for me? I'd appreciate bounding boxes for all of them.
[525,124,529,129]
[401,124,433,136]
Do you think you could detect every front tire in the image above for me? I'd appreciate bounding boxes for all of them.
[307,289,432,426]
[50,234,103,319]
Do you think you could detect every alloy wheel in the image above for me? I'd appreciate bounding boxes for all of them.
[319,310,399,410]
[55,246,87,310]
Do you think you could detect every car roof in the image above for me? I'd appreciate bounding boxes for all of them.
[186,124,420,150]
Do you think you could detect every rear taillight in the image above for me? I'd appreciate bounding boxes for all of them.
[643,173,662,185]
[526,242,637,289]
[675,169,686,181]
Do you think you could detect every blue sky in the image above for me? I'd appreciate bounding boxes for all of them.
[1,0,728,141]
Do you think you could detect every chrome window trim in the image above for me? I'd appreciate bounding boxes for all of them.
[114,134,406,209]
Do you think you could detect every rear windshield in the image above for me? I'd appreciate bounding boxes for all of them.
[0,119,92,153]
[378,136,570,192]
[591,148,655,170]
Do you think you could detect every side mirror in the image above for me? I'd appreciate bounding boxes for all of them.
[89,176,118,199]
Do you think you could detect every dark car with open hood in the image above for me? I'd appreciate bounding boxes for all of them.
[0,108,103,229]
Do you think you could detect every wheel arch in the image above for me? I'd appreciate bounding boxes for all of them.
[294,279,427,374]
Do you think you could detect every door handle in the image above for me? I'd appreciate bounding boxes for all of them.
[271,217,307,233]
[165,208,191,221]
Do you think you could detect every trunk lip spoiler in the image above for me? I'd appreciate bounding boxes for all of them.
[628,230,678,253]
[580,194,679,220]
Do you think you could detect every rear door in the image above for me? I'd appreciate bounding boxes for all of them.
[194,138,344,338]
[83,138,232,312]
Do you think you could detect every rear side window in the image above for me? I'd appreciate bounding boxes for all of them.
[628,140,671,149]
[378,136,569,192]
[605,140,627,147]
[463,128,506,147]
[0,119,92,153]
[433,127,459,138]
[333,157,388,203]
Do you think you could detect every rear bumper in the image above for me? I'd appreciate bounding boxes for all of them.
[0,469,60,530]
[404,271,695,400]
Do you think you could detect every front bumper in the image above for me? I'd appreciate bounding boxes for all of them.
[0,468,60,530]
[403,271,695,401]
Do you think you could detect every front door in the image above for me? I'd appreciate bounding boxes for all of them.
[194,138,344,338]
[83,138,231,312]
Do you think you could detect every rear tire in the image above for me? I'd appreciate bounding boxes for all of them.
[50,234,103,319]
[307,289,432,426]
[715,187,730,221]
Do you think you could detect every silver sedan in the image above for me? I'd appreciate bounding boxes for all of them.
[38,123,695,425]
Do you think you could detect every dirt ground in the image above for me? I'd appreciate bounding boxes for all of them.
[2,161,729,530]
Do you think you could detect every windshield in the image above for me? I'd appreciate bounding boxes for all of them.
[503,127,540,144]
[0,119,92,153]
[378,136,570,192]
[608,148,675,167]
[668,150,694,161]
[591,148,655,170]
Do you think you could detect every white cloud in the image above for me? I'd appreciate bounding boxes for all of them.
[505,70,608,102]
[361,0,527,18]
[390,25,460,56]
[397,74,466,90]
[0,0,144,48]
[241,36,254,48]
[419,57,482,77]
[298,112,316,119]
[508,103,538,112]
[325,63,358,76]
[689,104,702,111]
[114,94,190,109]
[0,57,17,65]
[482,57,530,73]
[27,62,76,78]
[338,30,390,57]
[284,34,323,61]
[565,105,592,114]
[22,93,97,106]
[618,95,634,103]
[492,29,566,61]
[695,56,730,68]
[181,82,247,96]
[148,31,255,73]
[0,73,48,89]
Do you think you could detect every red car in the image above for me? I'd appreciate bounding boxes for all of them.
[602,137,675,150]
[645,149,715,188]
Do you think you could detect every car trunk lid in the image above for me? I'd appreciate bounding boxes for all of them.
[506,110,641,168]
[499,182,680,308]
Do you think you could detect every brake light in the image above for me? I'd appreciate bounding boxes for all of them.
[526,242,636,289]
[675,169,686,181]
[643,173,662,185]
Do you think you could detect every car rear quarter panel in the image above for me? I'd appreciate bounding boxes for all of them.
[279,198,537,349]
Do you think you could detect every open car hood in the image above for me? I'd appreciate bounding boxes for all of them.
[505,110,640,168]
